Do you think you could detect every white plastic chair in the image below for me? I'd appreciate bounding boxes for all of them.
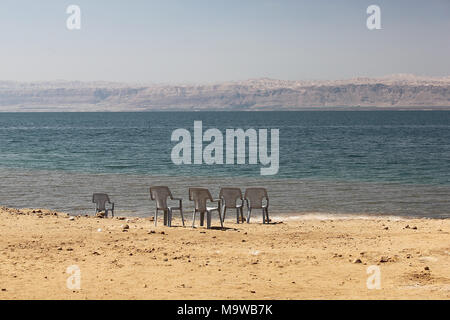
[189,188,223,229]
[244,188,269,224]
[219,187,244,223]
[92,193,115,217]
[150,186,185,227]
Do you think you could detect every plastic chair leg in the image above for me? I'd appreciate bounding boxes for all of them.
[206,211,211,229]
[200,212,205,226]
[180,208,185,227]
[192,210,196,228]
[168,209,172,227]
[217,210,223,228]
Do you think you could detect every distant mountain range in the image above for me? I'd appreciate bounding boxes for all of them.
[0,74,449,111]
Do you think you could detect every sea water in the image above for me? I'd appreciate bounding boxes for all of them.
[0,111,449,218]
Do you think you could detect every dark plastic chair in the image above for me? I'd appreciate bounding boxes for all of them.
[189,188,223,229]
[244,188,269,224]
[92,193,115,218]
[150,186,185,227]
[219,187,244,223]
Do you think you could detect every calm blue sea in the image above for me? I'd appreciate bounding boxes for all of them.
[0,111,449,218]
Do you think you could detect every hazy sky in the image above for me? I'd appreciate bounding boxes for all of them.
[0,0,449,83]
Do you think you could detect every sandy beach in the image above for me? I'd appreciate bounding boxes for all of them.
[0,207,448,300]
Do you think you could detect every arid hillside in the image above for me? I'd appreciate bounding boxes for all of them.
[0,74,449,111]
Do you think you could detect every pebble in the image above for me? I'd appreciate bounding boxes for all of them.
[69,216,75,221]
[353,258,362,264]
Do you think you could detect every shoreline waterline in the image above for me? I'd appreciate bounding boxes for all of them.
[1,167,449,219]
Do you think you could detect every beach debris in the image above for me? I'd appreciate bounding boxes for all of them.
[97,228,102,232]
[419,256,438,262]
[160,231,165,235]
[116,217,126,220]
[379,256,391,263]
[353,258,362,264]
[57,247,63,251]
[96,211,106,218]
[93,251,101,256]
[121,224,129,232]
[148,230,156,234]
[68,216,75,221]
[1,289,6,292]
[424,266,430,271]
[384,227,389,230]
